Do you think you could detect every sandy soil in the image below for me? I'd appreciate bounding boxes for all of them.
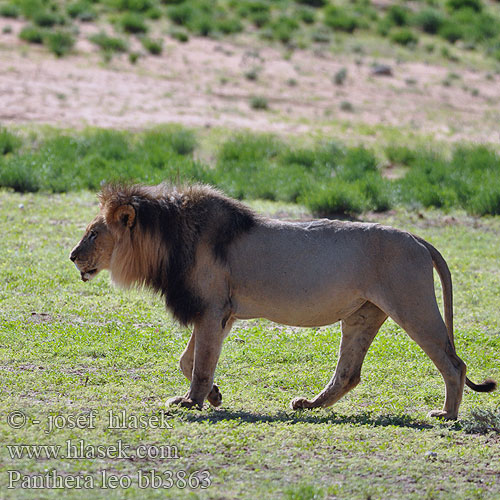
[1,18,499,144]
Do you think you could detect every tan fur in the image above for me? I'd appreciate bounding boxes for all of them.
[70,184,496,419]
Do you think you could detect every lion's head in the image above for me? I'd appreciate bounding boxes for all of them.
[70,186,147,285]
[69,215,116,282]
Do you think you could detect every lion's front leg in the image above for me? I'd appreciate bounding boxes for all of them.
[168,313,232,409]
[178,330,223,407]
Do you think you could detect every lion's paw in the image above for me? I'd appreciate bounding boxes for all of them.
[166,396,201,410]
[290,397,314,410]
[427,409,457,420]
[208,384,222,407]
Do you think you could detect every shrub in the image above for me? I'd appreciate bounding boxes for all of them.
[385,145,417,166]
[170,29,189,42]
[66,1,97,22]
[0,3,19,18]
[33,10,63,28]
[19,25,45,44]
[89,32,128,52]
[164,128,197,155]
[446,0,482,12]
[120,12,148,33]
[386,5,410,26]
[270,16,299,43]
[141,36,163,55]
[333,67,347,85]
[296,7,315,24]
[219,133,281,163]
[324,6,358,33]
[340,101,354,112]
[129,51,140,64]
[217,17,243,35]
[167,3,193,25]
[250,96,269,110]
[115,0,155,12]
[300,180,369,216]
[414,9,445,34]
[439,21,464,43]
[0,128,21,155]
[44,30,75,57]
[390,28,418,46]
[295,0,327,7]
[338,147,378,181]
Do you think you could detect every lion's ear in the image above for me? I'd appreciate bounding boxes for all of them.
[112,204,136,228]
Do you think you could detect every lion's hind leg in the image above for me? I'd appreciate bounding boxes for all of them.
[372,274,466,420]
[291,301,387,410]
[385,304,466,420]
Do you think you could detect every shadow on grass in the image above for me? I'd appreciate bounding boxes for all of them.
[166,408,433,430]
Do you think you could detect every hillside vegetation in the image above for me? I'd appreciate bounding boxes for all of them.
[1,0,500,62]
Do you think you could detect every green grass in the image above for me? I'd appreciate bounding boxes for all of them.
[0,126,500,216]
[0,191,499,499]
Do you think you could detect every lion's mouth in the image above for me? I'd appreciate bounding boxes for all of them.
[81,269,98,282]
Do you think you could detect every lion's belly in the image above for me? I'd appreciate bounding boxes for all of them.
[228,220,374,326]
[233,293,366,327]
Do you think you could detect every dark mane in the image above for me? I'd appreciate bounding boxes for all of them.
[100,183,256,326]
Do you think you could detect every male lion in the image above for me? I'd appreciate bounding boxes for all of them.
[70,183,496,420]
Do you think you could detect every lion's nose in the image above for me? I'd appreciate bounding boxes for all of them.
[69,251,77,262]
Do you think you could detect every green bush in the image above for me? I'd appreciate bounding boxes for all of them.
[218,133,282,163]
[0,3,19,18]
[270,16,299,43]
[89,32,128,52]
[33,10,63,28]
[397,146,500,213]
[446,0,482,12]
[141,36,163,55]
[386,5,410,26]
[66,1,97,22]
[295,0,326,7]
[217,17,243,35]
[250,96,269,110]
[300,180,369,216]
[19,25,45,44]
[414,9,445,34]
[385,145,417,166]
[439,20,464,43]
[170,29,189,42]
[120,12,148,33]
[167,3,194,25]
[333,67,347,85]
[296,7,315,24]
[324,6,358,33]
[0,127,202,193]
[0,128,21,155]
[390,28,418,46]
[115,0,155,12]
[44,30,75,57]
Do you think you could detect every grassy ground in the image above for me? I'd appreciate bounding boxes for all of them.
[0,190,499,499]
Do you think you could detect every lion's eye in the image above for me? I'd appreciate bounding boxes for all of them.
[89,231,97,241]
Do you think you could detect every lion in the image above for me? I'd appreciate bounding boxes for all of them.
[70,183,496,420]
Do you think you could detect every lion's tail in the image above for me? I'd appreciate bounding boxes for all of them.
[414,235,497,394]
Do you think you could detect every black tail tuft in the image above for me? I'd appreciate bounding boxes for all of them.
[466,377,497,393]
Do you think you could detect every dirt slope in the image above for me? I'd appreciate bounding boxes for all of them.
[1,18,499,144]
